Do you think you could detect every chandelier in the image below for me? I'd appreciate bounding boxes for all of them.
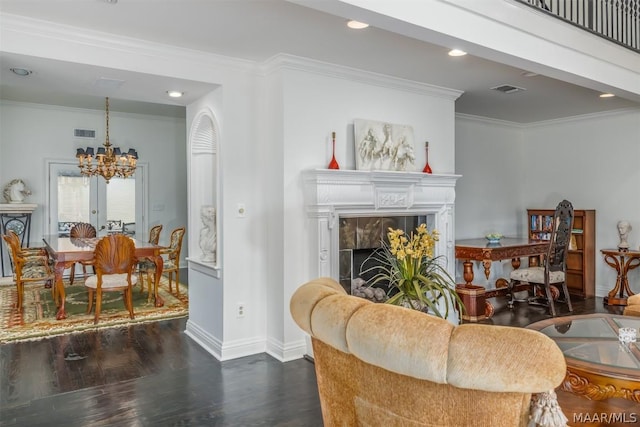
[75,97,138,183]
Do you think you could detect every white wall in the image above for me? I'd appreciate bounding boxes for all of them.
[455,115,525,240]
[268,56,460,359]
[523,110,640,296]
[185,67,270,361]
[0,101,187,249]
[455,109,640,295]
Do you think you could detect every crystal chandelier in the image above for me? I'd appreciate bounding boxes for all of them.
[76,97,138,183]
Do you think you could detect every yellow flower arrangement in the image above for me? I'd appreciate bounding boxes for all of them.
[361,223,463,318]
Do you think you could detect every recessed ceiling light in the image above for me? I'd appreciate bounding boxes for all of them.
[10,67,32,76]
[521,71,539,77]
[599,93,615,98]
[448,49,467,57]
[347,20,369,29]
[167,90,184,98]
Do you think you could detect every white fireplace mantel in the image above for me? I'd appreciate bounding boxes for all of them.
[302,169,461,280]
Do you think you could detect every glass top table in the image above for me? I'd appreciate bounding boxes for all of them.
[527,314,640,402]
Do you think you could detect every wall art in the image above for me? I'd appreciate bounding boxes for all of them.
[354,119,415,171]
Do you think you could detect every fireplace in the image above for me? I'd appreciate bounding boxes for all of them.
[338,214,434,296]
[303,169,460,293]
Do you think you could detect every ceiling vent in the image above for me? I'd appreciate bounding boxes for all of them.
[491,84,526,94]
[74,128,96,138]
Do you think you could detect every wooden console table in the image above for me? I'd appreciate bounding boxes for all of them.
[601,249,640,306]
[455,237,549,321]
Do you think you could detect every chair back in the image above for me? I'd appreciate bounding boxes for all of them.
[93,234,137,275]
[546,200,574,273]
[149,224,163,245]
[2,233,17,263]
[70,222,97,238]
[167,227,186,262]
[5,230,21,250]
[3,230,28,263]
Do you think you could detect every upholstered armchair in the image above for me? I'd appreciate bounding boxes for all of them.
[290,277,568,427]
[624,294,640,317]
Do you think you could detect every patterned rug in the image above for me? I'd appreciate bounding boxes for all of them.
[0,276,188,343]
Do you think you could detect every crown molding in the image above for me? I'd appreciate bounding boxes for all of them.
[260,53,464,101]
[524,107,640,128]
[0,99,184,123]
[455,113,526,129]
[457,107,640,129]
[0,13,256,74]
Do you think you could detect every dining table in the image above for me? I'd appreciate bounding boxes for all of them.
[43,234,164,320]
[455,237,550,321]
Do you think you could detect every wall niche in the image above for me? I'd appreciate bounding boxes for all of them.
[189,110,220,270]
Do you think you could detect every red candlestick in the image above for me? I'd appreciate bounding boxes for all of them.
[422,141,432,174]
[328,131,340,169]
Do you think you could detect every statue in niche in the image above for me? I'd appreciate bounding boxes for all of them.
[199,205,216,263]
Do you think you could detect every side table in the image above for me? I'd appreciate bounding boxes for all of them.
[601,249,640,306]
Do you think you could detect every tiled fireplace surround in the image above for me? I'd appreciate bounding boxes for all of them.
[303,169,460,293]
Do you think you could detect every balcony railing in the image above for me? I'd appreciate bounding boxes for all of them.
[515,0,640,52]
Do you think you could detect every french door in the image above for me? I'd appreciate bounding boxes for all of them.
[46,160,147,238]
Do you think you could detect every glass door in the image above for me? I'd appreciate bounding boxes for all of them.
[47,161,146,238]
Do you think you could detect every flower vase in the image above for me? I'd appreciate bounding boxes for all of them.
[422,141,432,174]
[328,131,340,170]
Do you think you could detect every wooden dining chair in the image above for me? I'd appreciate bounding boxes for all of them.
[2,231,54,310]
[137,224,163,298]
[148,224,163,246]
[508,200,574,317]
[69,222,97,285]
[84,234,138,324]
[139,226,185,297]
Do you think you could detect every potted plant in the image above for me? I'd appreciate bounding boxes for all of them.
[360,223,464,319]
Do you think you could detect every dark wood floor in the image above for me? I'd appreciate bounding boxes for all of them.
[1,283,638,426]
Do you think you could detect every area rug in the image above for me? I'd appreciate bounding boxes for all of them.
[0,276,188,343]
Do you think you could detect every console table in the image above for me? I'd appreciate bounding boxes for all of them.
[0,204,37,277]
[601,249,640,306]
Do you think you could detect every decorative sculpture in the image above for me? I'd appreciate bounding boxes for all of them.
[617,220,632,251]
[199,205,217,263]
[3,179,31,204]
[354,119,415,171]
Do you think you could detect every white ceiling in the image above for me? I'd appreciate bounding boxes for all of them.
[0,0,638,122]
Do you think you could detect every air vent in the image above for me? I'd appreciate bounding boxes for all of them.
[491,84,526,94]
[74,128,96,138]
